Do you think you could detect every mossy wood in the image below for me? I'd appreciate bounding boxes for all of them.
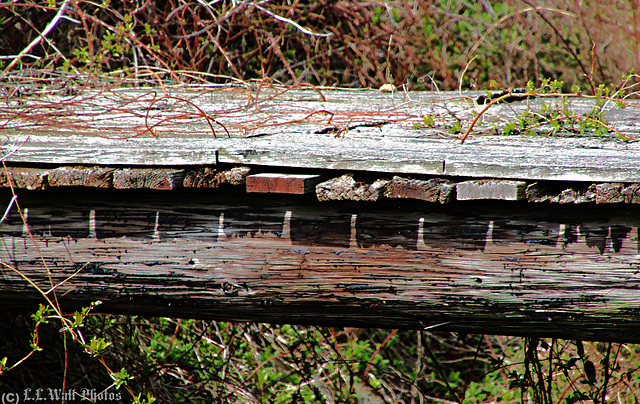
[3,87,640,341]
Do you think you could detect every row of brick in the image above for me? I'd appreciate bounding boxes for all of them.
[1,166,639,204]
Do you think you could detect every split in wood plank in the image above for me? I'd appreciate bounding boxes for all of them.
[5,89,640,182]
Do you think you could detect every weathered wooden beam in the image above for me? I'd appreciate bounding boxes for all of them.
[183,166,251,188]
[4,89,640,182]
[2,189,640,342]
[384,177,455,203]
[526,182,640,204]
[113,168,186,190]
[246,173,324,194]
[48,166,115,188]
[0,167,49,190]
[456,180,527,201]
[316,174,389,201]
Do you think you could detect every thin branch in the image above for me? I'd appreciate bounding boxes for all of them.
[2,0,71,74]
[0,195,17,224]
[518,0,595,94]
[253,4,332,37]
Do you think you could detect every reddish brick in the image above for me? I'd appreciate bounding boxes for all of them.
[246,173,323,194]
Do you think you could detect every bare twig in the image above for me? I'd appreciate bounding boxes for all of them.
[253,3,332,37]
[0,195,17,224]
[2,0,71,74]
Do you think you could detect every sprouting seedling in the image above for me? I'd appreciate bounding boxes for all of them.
[459,79,636,144]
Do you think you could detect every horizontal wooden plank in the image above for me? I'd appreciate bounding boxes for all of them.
[3,89,640,182]
[113,168,185,190]
[457,180,527,201]
[2,164,640,205]
[3,189,640,342]
[316,174,389,201]
[384,177,455,203]
[246,173,324,194]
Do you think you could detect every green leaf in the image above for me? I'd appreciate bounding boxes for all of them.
[526,80,536,93]
[449,121,462,134]
[502,121,517,136]
[423,114,435,127]
[31,304,53,324]
[84,336,112,357]
[112,367,134,389]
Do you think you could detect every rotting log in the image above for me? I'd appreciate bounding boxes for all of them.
[2,189,640,342]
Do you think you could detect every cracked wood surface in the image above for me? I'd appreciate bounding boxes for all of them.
[3,88,640,181]
[2,189,640,342]
[4,87,640,340]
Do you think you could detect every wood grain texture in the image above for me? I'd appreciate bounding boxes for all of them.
[3,89,640,181]
[384,177,455,203]
[456,180,527,201]
[112,168,185,190]
[316,174,389,201]
[48,166,116,188]
[2,189,640,342]
[246,173,324,194]
[0,167,50,190]
[3,87,640,341]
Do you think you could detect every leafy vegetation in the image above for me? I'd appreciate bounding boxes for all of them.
[1,1,639,90]
[3,313,640,403]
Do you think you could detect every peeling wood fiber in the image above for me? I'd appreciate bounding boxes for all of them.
[5,89,640,182]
